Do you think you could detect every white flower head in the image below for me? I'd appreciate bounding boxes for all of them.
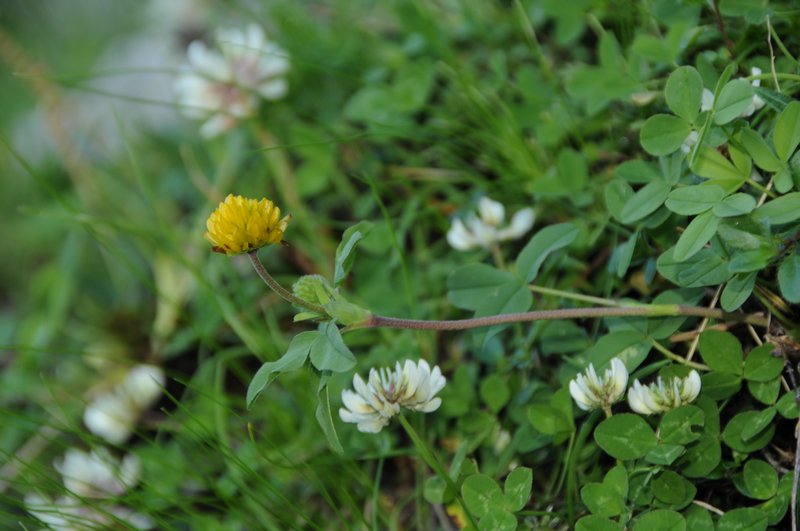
[446,196,535,251]
[339,359,446,433]
[628,370,701,415]
[174,23,290,138]
[568,358,628,412]
[84,364,165,444]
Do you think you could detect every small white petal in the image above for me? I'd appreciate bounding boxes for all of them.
[199,113,236,138]
[258,78,289,100]
[499,208,535,240]
[341,389,372,414]
[121,365,165,411]
[447,218,478,250]
[466,216,498,248]
[750,67,762,87]
[569,379,595,411]
[83,393,136,445]
[701,88,715,112]
[415,397,442,413]
[627,382,655,415]
[607,358,629,402]
[681,130,698,154]
[681,370,702,403]
[478,197,506,227]
[357,417,389,433]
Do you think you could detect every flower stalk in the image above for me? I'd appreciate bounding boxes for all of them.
[361,305,768,330]
[246,252,769,329]
[397,415,478,529]
[247,252,326,314]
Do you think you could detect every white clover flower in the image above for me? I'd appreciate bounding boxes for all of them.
[627,370,701,415]
[700,67,765,118]
[339,359,446,433]
[174,23,290,138]
[568,358,628,412]
[84,364,165,444]
[447,197,535,251]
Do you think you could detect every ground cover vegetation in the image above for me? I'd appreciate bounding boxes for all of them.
[1,0,800,529]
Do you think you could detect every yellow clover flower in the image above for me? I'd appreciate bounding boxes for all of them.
[205,194,290,255]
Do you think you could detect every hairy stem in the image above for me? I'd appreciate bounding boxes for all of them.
[362,305,768,331]
[247,254,769,330]
[248,252,327,314]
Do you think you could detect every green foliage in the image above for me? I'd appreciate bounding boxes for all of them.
[595,414,657,460]
[516,223,579,283]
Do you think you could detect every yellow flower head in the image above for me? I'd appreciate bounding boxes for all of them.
[205,194,290,255]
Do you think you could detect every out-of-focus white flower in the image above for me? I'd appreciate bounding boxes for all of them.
[119,365,166,411]
[84,392,139,446]
[174,23,290,138]
[26,493,154,530]
[627,370,701,415]
[26,448,152,529]
[84,364,165,444]
[56,448,140,498]
[699,67,765,118]
[339,359,446,433]
[568,358,628,412]
[447,197,535,251]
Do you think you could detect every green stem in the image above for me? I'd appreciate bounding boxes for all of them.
[490,243,506,270]
[750,72,800,83]
[651,340,710,371]
[566,410,601,528]
[529,285,620,307]
[362,305,768,331]
[747,178,777,198]
[247,252,327,314]
[397,415,478,529]
[248,254,769,330]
